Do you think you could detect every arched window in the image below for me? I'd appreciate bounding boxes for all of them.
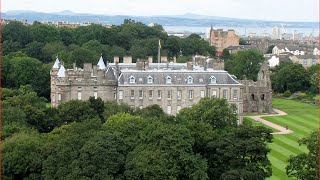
[129,76,135,83]
[166,76,172,84]
[147,76,153,84]
[251,94,255,101]
[261,94,265,100]
[210,76,216,84]
[187,76,193,84]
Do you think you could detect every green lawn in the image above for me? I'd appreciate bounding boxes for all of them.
[258,98,318,180]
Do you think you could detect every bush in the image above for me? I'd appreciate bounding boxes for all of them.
[283,90,292,97]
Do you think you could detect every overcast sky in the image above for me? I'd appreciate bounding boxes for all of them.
[3,0,318,22]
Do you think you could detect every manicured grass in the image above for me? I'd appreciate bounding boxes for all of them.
[260,98,318,180]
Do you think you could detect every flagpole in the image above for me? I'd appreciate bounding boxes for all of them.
[158,39,160,70]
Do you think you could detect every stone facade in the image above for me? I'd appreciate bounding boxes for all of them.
[209,28,239,52]
[239,62,273,114]
[51,56,272,117]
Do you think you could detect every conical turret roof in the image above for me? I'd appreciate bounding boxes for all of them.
[52,57,60,69]
[97,55,106,70]
[57,64,66,77]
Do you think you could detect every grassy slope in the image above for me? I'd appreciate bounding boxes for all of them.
[263,98,318,180]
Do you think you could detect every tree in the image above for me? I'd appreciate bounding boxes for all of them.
[3,131,45,179]
[3,40,22,55]
[30,24,60,43]
[42,118,102,179]
[57,100,98,124]
[103,101,134,119]
[58,27,75,46]
[225,50,264,81]
[271,62,310,93]
[286,131,318,179]
[134,104,166,118]
[165,36,181,58]
[41,41,66,62]
[69,48,99,68]
[221,48,231,60]
[24,41,45,60]
[177,97,238,129]
[88,97,105,121]
[2,21,31,46]
[124,120,208,179]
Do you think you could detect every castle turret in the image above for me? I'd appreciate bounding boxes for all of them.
[52,57,60,69]
[57,64,66,77]
[97,55,106,70]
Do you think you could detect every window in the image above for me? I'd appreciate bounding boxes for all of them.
[189,90,194,99]
[177,106,182,113]
[187,76,193,84]
[303,60,307,66]
[210,76,216,84]
[114,93,117,99]
[139,90,143,99]
[58,93,61,101]
[233,90,238,100]
[94,87,98,99]
[212,90,217,98]
[131,90,135,99]
[147,76,153,84]
[167,105,172,114]
[199,78,203,83]
[177,90,182,99]
[78,92,82,100]
[166,76,172,84]
[201,90,205,98]
[139,105,143,109]
[157,90,162,99]
[119,90,124,99]
[223,90,227,99]
[167,91,172,99]
[78,87,82,100]
[130,105,135,109]
[149,90,153,99]
[129,76,135,83]
[251,94,255,100]
[261,94,265,100]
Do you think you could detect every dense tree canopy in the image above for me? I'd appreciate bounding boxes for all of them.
[286,131,318,180]
[225,49,264,81]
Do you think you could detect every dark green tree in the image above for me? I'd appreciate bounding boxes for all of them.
[286,131,318,180]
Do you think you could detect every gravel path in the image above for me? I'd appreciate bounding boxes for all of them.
[245,109,294,135]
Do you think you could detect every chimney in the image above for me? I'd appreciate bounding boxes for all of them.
[136,59,144,70]
[148,56,153,64]
[187,61,193,70]
[114,56,120,63]
[93,65,97,76]
[123,56,132,64]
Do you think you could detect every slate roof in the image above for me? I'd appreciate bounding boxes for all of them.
[52,57,60,69]
[97,56,106,70]
[118,69,241,85]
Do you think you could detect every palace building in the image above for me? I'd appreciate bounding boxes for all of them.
[50,56,272,119]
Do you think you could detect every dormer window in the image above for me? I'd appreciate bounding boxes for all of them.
[166,76,172,84]
[187,76,193,84]
[210,76,217,84]
[147,76,153,84]
[129,76,135,84]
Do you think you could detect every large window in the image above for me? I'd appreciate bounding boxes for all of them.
[177,105,182,113]
[157,90,162,99]
[93,87,98,99]
[189,90,194,99]
[139,90,143,99]
[233,90,238,100]
[58,93,61,101]
[119,90,124,99]
[131,90,135,99]
[149,90,153,99]
[167,91,172,99]
[212,90,217,98]
[201,90,205,98]
[78,87,82,100]
[167,105,172,114]
[223,90,227,99]
[177,90,182,99]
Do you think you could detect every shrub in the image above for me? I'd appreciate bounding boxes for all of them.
[283,90,292,97]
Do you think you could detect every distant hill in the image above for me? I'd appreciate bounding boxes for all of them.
[3,10,317,28]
